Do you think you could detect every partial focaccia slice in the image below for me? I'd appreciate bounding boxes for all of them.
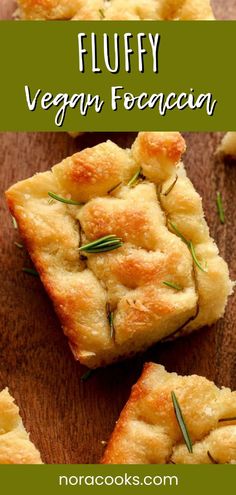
[0,388,42,464]
[102,363,236,464]
[217,132,236,158]
[16,0,214,20]
[6,132,233,368]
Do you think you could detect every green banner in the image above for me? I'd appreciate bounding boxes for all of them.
[0,21,236,131]
[0,464,235,494]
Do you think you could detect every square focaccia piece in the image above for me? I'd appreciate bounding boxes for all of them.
[6,132,233,368]
[0,388,42,464]
[102,363,236,464]
[16,0,214,20]
[218,132,236,159]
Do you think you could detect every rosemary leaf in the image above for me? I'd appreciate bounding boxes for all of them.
[79,235,123,254]
[99,8,105,19]
[127,168,142,187]
[218,416,236,423]
[171,391,193,453]
[189,241,206,273]
[48,192,83,206]
[168,222,206,273]
[163,281,182,291]
[14,242,23,249]
[107,182,122,194]
[11,216,18,230]
[216,192,225,224]
[162,175,178,196]
[207,451,219,464]
[168,221,189,245]
[22,267,39,277]
[106,303,114,339]
[81,369,94,382]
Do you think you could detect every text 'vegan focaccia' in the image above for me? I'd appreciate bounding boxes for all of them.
[6,132,233,368]
[102,363,236,464]
[0,388,42,464]
[16,0,214,20]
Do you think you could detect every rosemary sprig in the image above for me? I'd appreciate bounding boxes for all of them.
[106,303,114,339]
[207,451,219,464]
[218,416,236,423]
[11,216,18,229]
[168,222,206,273]
[14,242,23,249]
[127,168,142,187]
[163,281,182,291]
[162,175,178,196]
[22,267,39,277]
[79,235,123,254]
[48,192,83,206]
[81,369,94,382]
[216,192,225,224]
[171,391,193,453]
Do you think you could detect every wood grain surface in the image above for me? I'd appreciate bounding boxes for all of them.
[0,1,236,465]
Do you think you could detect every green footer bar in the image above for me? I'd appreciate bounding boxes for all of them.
[0,465,234,494]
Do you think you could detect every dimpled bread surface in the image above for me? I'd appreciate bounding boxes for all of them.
[102,363,236,464]
[6,132,233,368]
[16,0,214,20]
[0,388,42,464]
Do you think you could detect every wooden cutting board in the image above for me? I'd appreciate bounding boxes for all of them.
[0,1,236,465]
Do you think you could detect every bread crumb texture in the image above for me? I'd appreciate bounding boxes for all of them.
[16,0,214,20]
[102,363,236,464]
[6,132,233,367]
[0,388,42,464]
[218,132,236,158]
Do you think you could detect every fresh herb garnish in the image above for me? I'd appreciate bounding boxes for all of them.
[107,182,122,194]
[106,303,115,339]
[207,451,219,464]
[218,416,236,423]
[79,235,123,254]
[22,267,39,277]
[81,369,94,382]
[99,8,105,19]
[14,242,23,249]
[188,241,206,272]
[216,192,225,224]
[168,222,206,273]
[171,391,193,453]
[127,168,142,187]
[48,192,83,206]
[12,216,18,229]
[163,281,182,291]
[162,175,178,196]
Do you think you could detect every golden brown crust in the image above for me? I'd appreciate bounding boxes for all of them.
[0,388,42,464]
[101,363,236,464]
[6,132,233,368]
[217,132,236,158]
[17,0,214,20]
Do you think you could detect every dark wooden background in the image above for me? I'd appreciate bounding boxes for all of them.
[0,1,236,465]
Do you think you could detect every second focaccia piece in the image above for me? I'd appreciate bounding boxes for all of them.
[0,388,42,464]
[16,0,214,20]
[102,363,236,464]
[217,132,236,159]
[6,132,233,368]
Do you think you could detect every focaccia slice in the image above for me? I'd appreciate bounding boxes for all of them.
[16,0,214,20]
[102,363,236,464]
[6,132,233,368]
[217,132,236,159]
[0,388,42,464]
